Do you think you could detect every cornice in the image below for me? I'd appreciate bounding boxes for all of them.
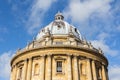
[10,45,108,66]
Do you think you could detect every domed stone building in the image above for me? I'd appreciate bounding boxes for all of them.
[10,12,109,80]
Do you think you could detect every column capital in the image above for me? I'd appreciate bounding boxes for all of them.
[86,58,92,61]
[80,56,86,60]
[73,55,78,61]
[47,54,52,57]
[40,54,46,57]
[13,64,16,68]
[92,60,96,63]
[101,62,106,66]
[67,53,72,56]
[102,65,105,68]
[73,54,79,57]
[91,60,97,66]
[24,58,28,62]
[28,57,33,60]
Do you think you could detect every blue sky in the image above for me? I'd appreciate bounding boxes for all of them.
[0,0,120,80]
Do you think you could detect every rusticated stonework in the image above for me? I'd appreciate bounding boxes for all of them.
[10,12,109,80]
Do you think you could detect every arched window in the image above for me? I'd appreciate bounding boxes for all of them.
[34,63,39,75]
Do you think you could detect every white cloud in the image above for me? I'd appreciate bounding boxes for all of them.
[62,0,114,38]
[0,51,15,80]
[109,65,120,80]
[26,0,56,34]
[97,32,109,42]
[63,0,112,23]
[91,39,118,56]
[63,0,119,56]
[91,32,119,56]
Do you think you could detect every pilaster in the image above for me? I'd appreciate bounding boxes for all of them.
[86,58,92,80]
[41,55,45,80]
[13,65,17,80]
[73,55,79,80]
[10,67,13,80]
[92,60,97,80]
[27,57,33,80]
[23,59,28,80]
[47,54,52,80]
[67,54,72,80]
[102,64,107,80]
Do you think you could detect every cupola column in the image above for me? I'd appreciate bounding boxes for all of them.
[102,64,107,80]
[73,55,79,80]
[92,60,97,80]
[67,54,72,80]
[23,59,28,80]
[47,54,52,80]
[86,58,92,80]
[27,57,33,80]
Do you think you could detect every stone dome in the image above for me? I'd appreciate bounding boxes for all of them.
[36,12,81,41]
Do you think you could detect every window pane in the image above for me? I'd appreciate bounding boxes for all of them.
[56,61,62,72]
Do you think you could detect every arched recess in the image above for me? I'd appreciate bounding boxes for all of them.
[79,61,87,80]
[34,63,39,75]
[81,63,86,75]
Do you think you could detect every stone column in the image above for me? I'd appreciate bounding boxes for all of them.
[74,55,79,80]
[86,59,92,80]
[41,55,45,80]
[99,68,102,79]
[102,64,107,80]
[92,60,97,80]
[27,57,33,80]
[11,65,16,80]
[67,54,72,80]
[10,67,13,80]
[106,68,109,80]
[13,65,17,80]
[47,54,52,80]
[23,59,28,80]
